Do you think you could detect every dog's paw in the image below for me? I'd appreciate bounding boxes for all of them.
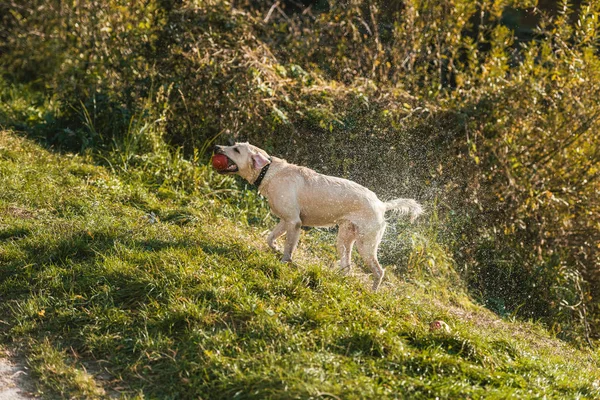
[337,263,352,275]
[269,244,282,253]
[280,257,299,268]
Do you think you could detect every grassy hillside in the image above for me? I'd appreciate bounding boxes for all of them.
[3,0,599,337]
[1,130,599,398]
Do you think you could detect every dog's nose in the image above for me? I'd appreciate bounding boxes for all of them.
[214,145,223,154]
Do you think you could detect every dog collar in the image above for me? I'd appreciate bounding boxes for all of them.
[253,159,272,188]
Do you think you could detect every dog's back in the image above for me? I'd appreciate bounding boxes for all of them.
[262,160,384,228]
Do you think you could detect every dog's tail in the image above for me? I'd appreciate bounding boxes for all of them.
[384,198,423,222]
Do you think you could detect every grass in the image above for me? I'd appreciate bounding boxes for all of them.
[1,129,599,399]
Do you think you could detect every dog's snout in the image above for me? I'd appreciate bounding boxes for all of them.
[214,145,224,154]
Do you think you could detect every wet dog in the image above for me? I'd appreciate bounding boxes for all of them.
[213,143,423,291]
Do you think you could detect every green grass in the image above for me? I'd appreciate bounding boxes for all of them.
[1,130,599,399]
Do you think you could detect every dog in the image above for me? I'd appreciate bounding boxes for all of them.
[213,142,423,291]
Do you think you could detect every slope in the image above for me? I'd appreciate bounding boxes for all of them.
[0,130,598,399]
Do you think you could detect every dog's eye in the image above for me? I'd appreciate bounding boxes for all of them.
[234,148,240,154]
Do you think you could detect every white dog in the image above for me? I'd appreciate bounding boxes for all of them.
[213,143,423,291]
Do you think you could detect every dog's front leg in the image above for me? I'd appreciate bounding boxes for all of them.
[267,220,286,251]
[281,219,302,263]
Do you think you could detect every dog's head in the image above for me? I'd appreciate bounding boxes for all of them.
[213,142,270,182]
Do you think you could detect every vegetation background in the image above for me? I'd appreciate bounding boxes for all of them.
[0,0,599,398]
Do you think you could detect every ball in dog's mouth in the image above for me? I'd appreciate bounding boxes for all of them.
[212,154,239,173]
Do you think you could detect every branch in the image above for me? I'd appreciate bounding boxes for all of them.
[264,1,280,23]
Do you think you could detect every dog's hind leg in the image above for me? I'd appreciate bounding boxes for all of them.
[337,221,357,274]
[356,224,386,291]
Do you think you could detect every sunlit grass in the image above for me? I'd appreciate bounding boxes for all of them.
[1,130,599,398]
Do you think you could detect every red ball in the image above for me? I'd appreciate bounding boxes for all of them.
[212,154,229,170]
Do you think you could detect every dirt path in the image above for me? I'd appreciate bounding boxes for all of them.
[0,357,36,399]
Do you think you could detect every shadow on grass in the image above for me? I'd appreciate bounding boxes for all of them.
[404,332,484,364]
[0,226,31,241]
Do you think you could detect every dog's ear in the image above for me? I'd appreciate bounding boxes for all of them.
[251,152,269,170]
